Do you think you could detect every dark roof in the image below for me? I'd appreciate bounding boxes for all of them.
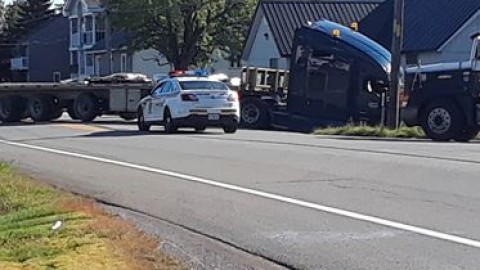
[360,0,480,53]
[260,0,384,57]
[89,32,132,51]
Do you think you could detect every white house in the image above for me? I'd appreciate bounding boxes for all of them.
[62,0,239,80]
[241,0,383,69]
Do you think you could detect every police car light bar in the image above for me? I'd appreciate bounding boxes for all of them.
[169,69,210,77]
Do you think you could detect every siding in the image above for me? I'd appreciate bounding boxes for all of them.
[246,17,288,69]
[132,49,170,79]
[418,11,480,65]
[28,16,70,82]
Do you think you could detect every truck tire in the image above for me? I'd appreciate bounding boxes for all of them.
[119,112,137,121]
[0,96,25,123]
[73,93,99,122]
[67,104,80,120]
[453,126,479,142]
[28,95,55,122]
[240,98,270,129]
[421,100,465,142]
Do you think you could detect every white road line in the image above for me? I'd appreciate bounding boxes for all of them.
[1,138,480,249]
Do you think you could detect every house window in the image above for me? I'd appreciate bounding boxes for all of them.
[70,51,78,65]
[229,56,241,68]
[121,53,127,72]
[86,54,94,67]
[95,15,106,42]
[71,18,78,34]
[83,15,94,45]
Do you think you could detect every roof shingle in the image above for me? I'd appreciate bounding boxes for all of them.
[359,0,480,52]
[260,0,383,57]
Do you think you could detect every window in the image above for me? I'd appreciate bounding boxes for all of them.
[152,82,165,96]
[120,54,127,72]
[95,15,106,42]
[86,54,94,67]
[71,18,78,34]
[476,43,480,60]
[179,81,229,90]
[83,15,94,45]
[70,51,78,65]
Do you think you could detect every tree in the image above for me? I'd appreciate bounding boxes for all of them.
[110,0,257,70]
[1,0,23,43]
[18,0,53,30]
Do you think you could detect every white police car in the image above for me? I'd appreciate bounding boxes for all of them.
[137,70,240,133]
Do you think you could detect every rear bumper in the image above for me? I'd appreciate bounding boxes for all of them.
[174,114,239,127]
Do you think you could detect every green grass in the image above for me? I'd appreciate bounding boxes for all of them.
[0,163,185,270]
[314,125,426,139]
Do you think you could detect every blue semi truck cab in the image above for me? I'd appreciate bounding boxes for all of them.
[239,19,392,132]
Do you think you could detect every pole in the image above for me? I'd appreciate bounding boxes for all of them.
[105,0,112,75]
[387,0,405,129]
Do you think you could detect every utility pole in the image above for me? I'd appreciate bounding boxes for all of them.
[387,0,405,129]
[105,0,113,75]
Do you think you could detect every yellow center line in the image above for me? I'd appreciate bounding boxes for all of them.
[57,124,110,132]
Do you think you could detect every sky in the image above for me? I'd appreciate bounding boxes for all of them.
[5,0,64,4]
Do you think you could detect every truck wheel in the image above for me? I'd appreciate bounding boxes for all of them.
[74,93,99,122]
[453,127,479,142]
[164,108,177,134]
[0,96,25,123]
[240,98,270,129]
[28,95,55,122]
[421,100,465,142]
[137,108,151,132]
[67,104,80,120]
[119,112,137,121]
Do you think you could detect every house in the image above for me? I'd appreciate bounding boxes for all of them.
[241,0,385,69]
[359,0,480,65]
[61,0,168,79]
[10,14,70,82]
[62,0,239,80]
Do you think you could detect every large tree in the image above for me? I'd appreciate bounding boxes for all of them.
[18,0,53,30]
[1,0,23,43]
[110,0,257,70]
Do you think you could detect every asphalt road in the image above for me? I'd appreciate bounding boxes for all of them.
[1,116,480,269]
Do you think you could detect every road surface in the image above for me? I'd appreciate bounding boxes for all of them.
[1,117,480,269]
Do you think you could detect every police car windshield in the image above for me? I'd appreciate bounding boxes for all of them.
[179,81,228,91]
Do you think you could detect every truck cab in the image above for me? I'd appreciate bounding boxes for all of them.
[239,19,391,132]
[403,33,480,142]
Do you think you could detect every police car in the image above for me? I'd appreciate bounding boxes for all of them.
[137,70,240,133]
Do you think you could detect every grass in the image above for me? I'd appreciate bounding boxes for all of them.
[314,125,426,139]
[0,163,185,270]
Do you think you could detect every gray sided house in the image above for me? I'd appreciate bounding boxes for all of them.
[359,0,480,65]
[10,14,70,82]
[241,0,384,69]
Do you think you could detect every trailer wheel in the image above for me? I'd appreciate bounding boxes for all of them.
[28,95,55,122]
[453,126,479,142]
[67,104,80,120]
[240,98,270,129]
[421,100,465,142]
[119,112,137,121]
[74,93,99,122]
[0,96,25,123]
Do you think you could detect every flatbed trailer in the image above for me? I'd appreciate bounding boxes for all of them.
[0,78,155,123]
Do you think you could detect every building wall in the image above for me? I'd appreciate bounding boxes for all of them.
[417,11,480,65]
[132,49,169,79]
[28,16,70,82]
[244,17,289,69]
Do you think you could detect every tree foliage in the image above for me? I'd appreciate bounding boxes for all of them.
[1,0,23,42]
[110,0,257,70]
